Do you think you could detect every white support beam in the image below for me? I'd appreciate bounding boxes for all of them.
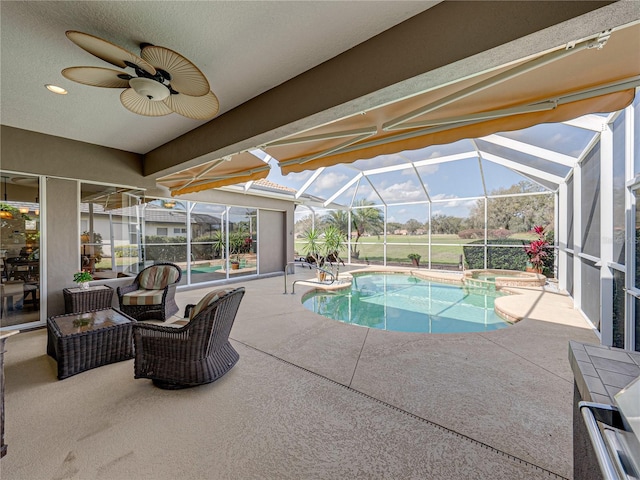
[480,152,564,185]
[323,173,362,207]
[564,115,607,132]
[624,101,637,351]
[364,175,386,206]
[295,168,325,199]
[558,182,568,293]
[411,152,477,168]
[481,134,577,167]
[573,162,582,311]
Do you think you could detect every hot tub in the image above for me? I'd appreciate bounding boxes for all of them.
[463,269,546,288]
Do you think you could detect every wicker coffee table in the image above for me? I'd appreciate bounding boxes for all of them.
[47,308,135,380]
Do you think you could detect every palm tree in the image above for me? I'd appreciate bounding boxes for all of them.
[351,200,384,259]
[324,210,349,236]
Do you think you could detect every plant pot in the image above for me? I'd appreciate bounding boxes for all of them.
[411,259,420,267]
[231,262,240,270]
[317,271,327,282]
[79,282,90,290]
[525,263,542,274]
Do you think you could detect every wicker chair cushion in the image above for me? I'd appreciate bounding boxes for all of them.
[138,265,180,290]
[189,287,236,320]
[122,289,164,306]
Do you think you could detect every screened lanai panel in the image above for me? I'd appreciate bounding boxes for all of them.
[431,199,479,269]
[417,158,484,198]
[386,203,429,267]
[294,205,316,245]
[582,260,601,330]
[487,193,553,237]
[567,175,574,250]
[431,199,481,231]
[566,253,574,296]
[518,173,559,192]
[190,203,226,284]
[634,95,640,175]
[475,139,571,179]
[352,179,378,206]
[366,169,429,204]
[497,122,597,158]
[612,113,626,265]
[481,159,543,194]
[387,204,429,230]
[329,184,358,208]
[143,200,188,281]
[228,207,257,278]
[581,144,601,258]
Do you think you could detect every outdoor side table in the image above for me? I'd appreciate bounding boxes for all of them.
[46,308,135,380]
[63,285,114,314]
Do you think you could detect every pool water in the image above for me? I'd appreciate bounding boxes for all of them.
[302,273,510,334]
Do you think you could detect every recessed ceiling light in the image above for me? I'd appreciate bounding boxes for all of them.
[45,84,68,95]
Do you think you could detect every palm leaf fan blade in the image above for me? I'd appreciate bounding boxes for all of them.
[62,67,130,88]
[65,31,156,75]
[163,91,219,120]
[120,89,173,117]
[141,45,209,96]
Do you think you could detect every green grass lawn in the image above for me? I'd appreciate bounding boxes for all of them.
[296,233,537,266]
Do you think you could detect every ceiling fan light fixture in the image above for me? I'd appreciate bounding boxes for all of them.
[45,84,68,95]
[129,77,169,101]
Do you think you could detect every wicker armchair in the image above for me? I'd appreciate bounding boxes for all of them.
[132,287,245,389]
[117,262,182,321]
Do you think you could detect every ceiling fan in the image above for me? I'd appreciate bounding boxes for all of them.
[61,30,219,120]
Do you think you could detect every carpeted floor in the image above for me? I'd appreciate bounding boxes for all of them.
[2,270,599,479]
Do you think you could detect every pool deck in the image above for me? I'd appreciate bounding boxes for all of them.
[3,267,598,479]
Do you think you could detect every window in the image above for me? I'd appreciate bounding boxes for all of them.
[157,227,168,236]
[174,227,187,234]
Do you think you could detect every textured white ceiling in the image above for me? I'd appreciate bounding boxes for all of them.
[0,1,438,154]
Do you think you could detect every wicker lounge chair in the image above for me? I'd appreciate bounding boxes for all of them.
[117,262,182,321]
[132,287,245,389]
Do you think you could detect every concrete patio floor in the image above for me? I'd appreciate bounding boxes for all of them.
[3,268,598,479]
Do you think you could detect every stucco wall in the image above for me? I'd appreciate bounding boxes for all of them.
[45,178,80,316]
[258,210,287,274]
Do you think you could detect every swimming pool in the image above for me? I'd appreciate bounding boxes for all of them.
[302,272,510,334]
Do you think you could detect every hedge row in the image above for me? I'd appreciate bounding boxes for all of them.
[463,239,555,274]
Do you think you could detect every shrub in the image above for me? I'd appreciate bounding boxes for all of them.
[488,229,511,239]
[463,238,555,274]
[114,245,139,258]
[458,229,484,239]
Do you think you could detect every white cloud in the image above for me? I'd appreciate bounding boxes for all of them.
[416,164,439,175]
[286,170,313,182]
[377,181,426,202]
[314,172,350,191]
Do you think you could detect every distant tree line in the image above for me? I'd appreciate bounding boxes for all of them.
[295,181,554,238]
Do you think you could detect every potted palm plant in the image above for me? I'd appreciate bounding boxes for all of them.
[300,225,346,281]
[408,253,421,267]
